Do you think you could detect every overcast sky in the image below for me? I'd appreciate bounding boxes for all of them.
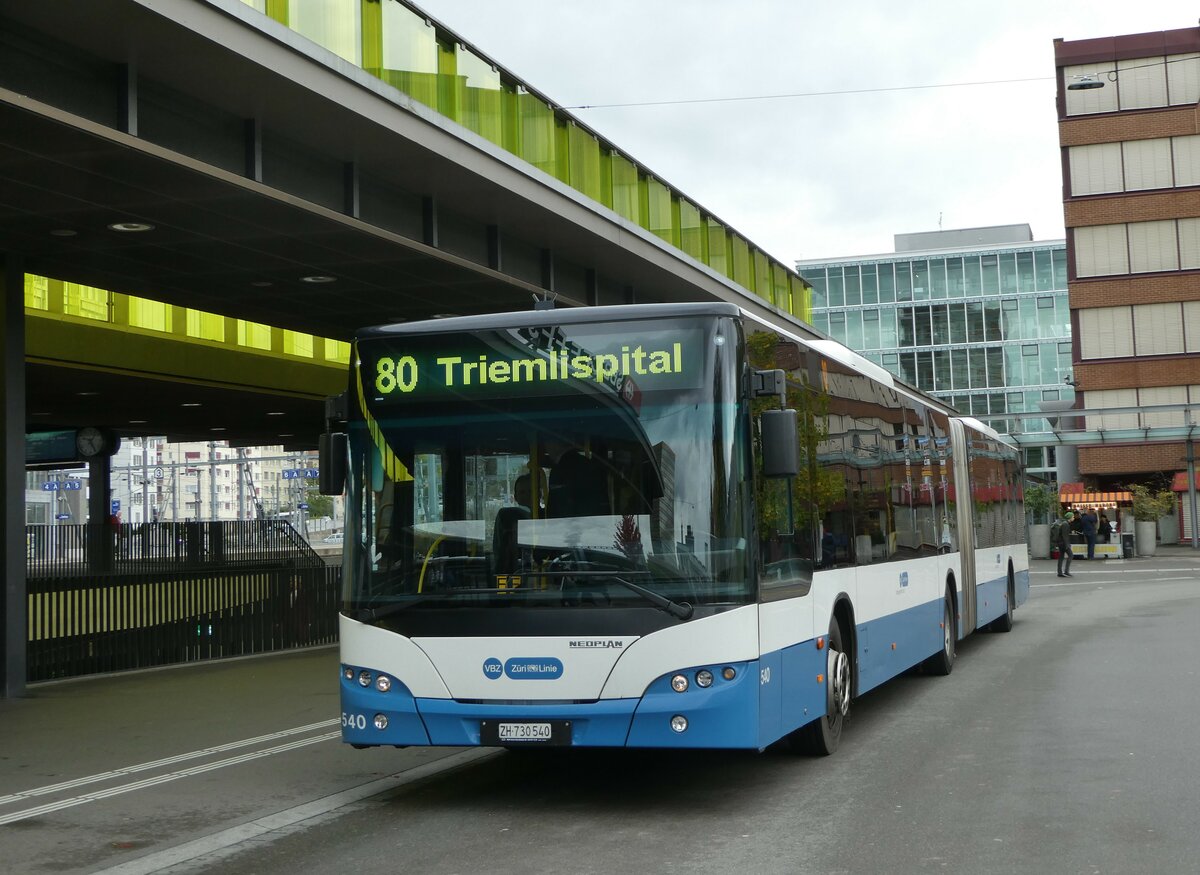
[412,0,1197,265]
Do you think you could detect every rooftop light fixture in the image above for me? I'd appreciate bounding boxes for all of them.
[107,221,155,232]
[300,275,336,284]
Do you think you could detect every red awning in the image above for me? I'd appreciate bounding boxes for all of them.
[1170,472,1200,491]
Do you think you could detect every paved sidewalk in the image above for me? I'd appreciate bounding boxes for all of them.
[1028,541,1200,574]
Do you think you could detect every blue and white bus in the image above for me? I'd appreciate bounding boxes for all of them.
[320,301,1028,754]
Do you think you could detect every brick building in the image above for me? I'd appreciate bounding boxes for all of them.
[1055,27,1200,489]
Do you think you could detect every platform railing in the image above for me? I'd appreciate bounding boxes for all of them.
[24,522,341,682]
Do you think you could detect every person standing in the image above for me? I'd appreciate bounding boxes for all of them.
[1098,513,1113,544]
[1054,511,1075,578]
[1081,507,1098,559]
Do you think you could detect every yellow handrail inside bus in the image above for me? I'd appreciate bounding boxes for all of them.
[417,535,446,594]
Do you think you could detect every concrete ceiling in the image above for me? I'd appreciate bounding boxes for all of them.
[0,0,785,449]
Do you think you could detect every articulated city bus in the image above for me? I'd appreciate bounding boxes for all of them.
[319,301,1027,754]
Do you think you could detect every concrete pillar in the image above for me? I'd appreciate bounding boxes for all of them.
[2,253,26,697]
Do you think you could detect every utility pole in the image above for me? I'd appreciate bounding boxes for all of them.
[141,439,150,524]
[208,441,218,520]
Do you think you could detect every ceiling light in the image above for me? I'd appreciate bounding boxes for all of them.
[76,391,99,397]
[211,427,226,432]
[129,420,147,424]
[181,402,202,408]
[107,222,155,232]
[431,313,458,319]
[266,411,285,416]
[279,433,293,438]
[300,275,336,284]
[49,229,78,237]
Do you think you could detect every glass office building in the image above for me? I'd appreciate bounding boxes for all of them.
[797,226,1073,479]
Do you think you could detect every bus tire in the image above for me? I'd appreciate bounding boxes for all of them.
[922,590,956,676]
[791,617,850,756]
[989,572,1015,633]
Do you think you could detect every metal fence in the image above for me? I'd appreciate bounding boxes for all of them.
[24,521,342,682]
[26,520,326,577]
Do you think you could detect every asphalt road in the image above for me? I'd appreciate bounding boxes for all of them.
[3,557,1198,874]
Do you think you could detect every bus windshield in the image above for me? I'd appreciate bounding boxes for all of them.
[343,315,750,620]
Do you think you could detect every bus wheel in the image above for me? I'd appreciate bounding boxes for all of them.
[989,574,1015,633]
[922,591,956,676]
[791,618,850,756]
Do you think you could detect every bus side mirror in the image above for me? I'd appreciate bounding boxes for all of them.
[760,409,799,478]
[319,432,347,495]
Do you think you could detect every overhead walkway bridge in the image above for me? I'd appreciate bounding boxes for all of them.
[0,0,815,695]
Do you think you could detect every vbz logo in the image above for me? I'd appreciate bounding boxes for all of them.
[482,658,503,679]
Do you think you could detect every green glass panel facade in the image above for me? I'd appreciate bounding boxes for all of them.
[567,124,600,200]
[642,177,674,245]
[610,153,639,223]
[456,47,503,146]
[290,0,360,64]
[705,219,728,277]
[752,250,770,301]
[729,235,751,290]
[370,0,438,110]
[518,91,556,177]
[678,198,702,261]
[63,283,108,321]
[234,0,811,315]
[129,298,168,332]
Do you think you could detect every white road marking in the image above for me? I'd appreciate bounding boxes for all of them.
[1031,568,1200,576]
[1032,576,1196,588]
[0,718,338,807]
[0,731,339,826]
[93,748,501,875]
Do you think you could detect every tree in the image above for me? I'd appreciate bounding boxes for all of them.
[1023,482,1054,524]
[304,487,334,519]
[1127,483,1175,522]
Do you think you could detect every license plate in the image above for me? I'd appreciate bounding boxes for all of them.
[500,722,551,741]
[480,720,571,746]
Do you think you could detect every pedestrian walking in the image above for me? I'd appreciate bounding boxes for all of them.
[1053,511,1075,577]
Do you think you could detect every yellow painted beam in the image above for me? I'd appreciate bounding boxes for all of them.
[26,311,346,399]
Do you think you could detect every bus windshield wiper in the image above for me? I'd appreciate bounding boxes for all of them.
[542,570,694,620]
[352,588,500,622]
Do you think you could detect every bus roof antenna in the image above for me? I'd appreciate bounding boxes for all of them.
[533,291,556,310]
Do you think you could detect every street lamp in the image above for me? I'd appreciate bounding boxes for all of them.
[1067,74,1104,91]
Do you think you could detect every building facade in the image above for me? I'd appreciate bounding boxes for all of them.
[797,226,1073,482]
[1055,27,1200,485]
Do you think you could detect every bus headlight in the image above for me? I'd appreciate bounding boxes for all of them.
[670,715,688,733]
[374,714,388,730]
[671,674,689,693]
[357,670,372,687]
[696,670,714,688]
[375,675,392,692]
[343,667,353,681]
